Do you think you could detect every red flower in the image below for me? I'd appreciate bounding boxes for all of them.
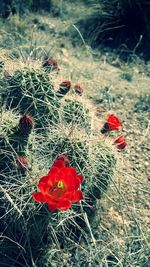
[17,156,28,170]
[32,160,83,211]
[56,154,70,167]
[114,135,127,150]
[101,114,122,133]
[42,56,59,71]
[19,114,34,134]
[74,84,83,95]
[57,80,71,95]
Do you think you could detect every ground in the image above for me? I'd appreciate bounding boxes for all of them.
[0,3,150,266]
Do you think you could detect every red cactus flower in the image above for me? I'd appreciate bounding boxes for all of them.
[74,84,83,95]
[42,56,59,71]
[19,114,34,134]
[107,114,122,131]
[114,135,127,150]
[57,80,71,95]
[32,159,83,211]
[17,156,28,170]
[101,114,122,133]
[56,154,70,167]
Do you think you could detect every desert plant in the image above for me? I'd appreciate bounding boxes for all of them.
[1,68,60,127]
[0,64,116,266]
[0,104,116,266]
[39,123,115,218]
[62,99,90,129]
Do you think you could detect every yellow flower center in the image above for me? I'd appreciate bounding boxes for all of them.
[57,181,64,189]
[49,180,66,198]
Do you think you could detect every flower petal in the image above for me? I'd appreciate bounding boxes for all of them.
[57,154,70,167]
[52,160,65,169]
[47,166,59,176]
[59,167,81,191]
[32,192,45,202]
[44,194,59,203]
[39,175,48,183]
[68,167,77,176]
[77,174,84,183]
[47,203,58,211]
[46,167,61,189]
[58,201,72,210]
[71,190,83,203]
[107,114,122,131]
[38,176,50,194]
[60,191,73,201]
[48,200,72,211]
[114,135,127,149]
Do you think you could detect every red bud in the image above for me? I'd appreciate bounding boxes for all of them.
[19,114,34,134]
[42,57,59,71]
[114,135,127,150]
[56,154,70,167]
[74,84,83,95]
[17,156,28,170]
[57,80,71,95]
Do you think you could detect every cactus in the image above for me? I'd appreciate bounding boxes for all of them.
[62,99,90,129]
[0,110,18,171]
[1,68,60,127]
[0,110,34,174]
[0,66,116,267]
[43,124,115,212]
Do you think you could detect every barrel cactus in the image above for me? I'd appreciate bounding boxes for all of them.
[1,68,60,127]
[62,99,90,129]
[0,66,116,267]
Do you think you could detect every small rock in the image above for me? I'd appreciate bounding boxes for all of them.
[144,161,149,167]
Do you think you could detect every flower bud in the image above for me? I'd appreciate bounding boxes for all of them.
[114,135,127,150]
[101,114,122,134]
[19,114,34,134]
[56,154,70,167]
[57,80,71,96]
[42,56,59,71]
[17,156,28,171]
[74,84,83,95]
